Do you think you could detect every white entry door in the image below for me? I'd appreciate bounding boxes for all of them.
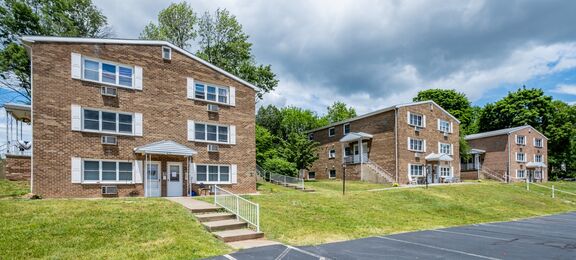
[146,162,161,197]
[353,142,369,163]
[167,162,183,197]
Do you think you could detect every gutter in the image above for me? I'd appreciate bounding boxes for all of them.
[394,108,399,183]
[507,133,511,183]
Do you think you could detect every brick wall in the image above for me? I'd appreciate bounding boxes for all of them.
[508,127,548,182]
[466,135,508,178]
[5,155,31,181]
[30,42,256,197]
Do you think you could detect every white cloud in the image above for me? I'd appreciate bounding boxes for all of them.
[552,84,576,95]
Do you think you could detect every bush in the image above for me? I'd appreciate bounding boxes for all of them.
[262,157,298,177]
[392,183,399,187]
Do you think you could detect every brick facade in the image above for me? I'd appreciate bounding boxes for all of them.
[465,126,548,182]
[306,101,460,185]
[4,155,31,181]
[28,40,256,197]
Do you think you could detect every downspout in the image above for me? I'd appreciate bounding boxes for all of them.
[507,133,511,183]
[394,108,399,183]
[22,42,33,194]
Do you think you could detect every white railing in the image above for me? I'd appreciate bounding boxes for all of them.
[214,185,260,232]
[365,160,395,183]
[343,154,368,164]
[4,142,32,157]
[269,172,305,190]
[480,166,505,182]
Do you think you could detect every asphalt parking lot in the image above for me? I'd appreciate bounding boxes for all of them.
[208,211,576,260]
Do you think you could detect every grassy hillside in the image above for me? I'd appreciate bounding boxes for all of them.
[249,181,576,245]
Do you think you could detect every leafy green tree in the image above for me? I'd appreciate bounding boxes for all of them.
[545,101,576,179]
[256,105,283,137]
[262,157,297,177]
[279,106,324,139]
[255,125,278,165]
[0,0,110,101]
[139,2,197,49]
[323,101,357,123]
[281,132,319,177]
[195,8,278,99]
[413,89,473,132]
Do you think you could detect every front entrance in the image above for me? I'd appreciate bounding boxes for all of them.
[352,142,369,163]
[146,161,161,197]
[167,162,183,197]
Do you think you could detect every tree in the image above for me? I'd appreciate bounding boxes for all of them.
[139,2,197,49]
[281,132,319,177]
[255,125,278,165]
[545,101,576,179]
[0,0,111,102]
[195,9,278,99]
[323,101,357,123]
[262,157,297,177]
[413,89,473,132]
[279,106,324,139]
[256,105,283,137]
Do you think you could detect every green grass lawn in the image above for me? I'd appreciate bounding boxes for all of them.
[0,180,30,198]
[0,198,231,259]
[305,180,393,193]
[248,181,576,245]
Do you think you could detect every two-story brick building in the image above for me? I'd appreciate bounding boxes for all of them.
[22,36,257,198]
[462,125,548,182]
[306,101,460,185]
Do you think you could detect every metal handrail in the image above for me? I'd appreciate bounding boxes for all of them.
[257,165,305,190]
[480,166,505,182]
[366,160,395,183]
[214,185,260,232]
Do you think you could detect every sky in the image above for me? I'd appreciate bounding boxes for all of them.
[2,0,576,145]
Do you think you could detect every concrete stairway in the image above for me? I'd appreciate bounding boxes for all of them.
[190,205,264,242]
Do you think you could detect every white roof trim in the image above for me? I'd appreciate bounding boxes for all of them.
[339,132,373,143]
[465,125,548,140]
[134,140,197,156]
[307,100,460,133]
[526,162,547,168]
[425,153,453,162]
[21,36,259,91]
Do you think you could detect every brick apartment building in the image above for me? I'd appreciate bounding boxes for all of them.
[306,101,460,185]
[462,125,548,182]
[21,36,257,198]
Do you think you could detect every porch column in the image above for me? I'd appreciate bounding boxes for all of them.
[359,139,363,179]
[475,154,480,180]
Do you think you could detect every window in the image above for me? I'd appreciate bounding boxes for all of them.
[82,109,133,134]
[409,138,424,152]
[439,167,451,177]
[308,172,316,180]
[516,135,526,145]
[196,165,230,183]
[438,120,450,133]
[195,123,229,143]
[409,113,423,127]
[82,160,133,183]
[439,143,452,155]
[328,149,336,159]
[329,170,337,179]
[83,58,133,87]
[410,164,424,176]
[516,153,526,162]
[343,123,350,135]
[534,170,542,179]
[308,133,314,140]
[328,127,335,137]
[535,154,543,163]
[194,82,229,104]
[344,147,352,156]
[534,138,543,148]
[516,169,525,178]
[162,46,171,60]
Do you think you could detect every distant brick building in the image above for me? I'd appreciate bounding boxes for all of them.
[306,101,460,185]
[22,36,257,197]
[462,126,548,182]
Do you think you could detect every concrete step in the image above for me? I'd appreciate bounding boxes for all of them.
[189,206,221,214]
[203,219,248,232]
[195,212,236,222]
[214,229,265,242]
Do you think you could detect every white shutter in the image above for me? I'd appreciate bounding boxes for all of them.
[71,104,82,131]
[190,163,197,183]
[437,142,441,154]
[133,160,143,183]
[407,112,411,124]
[134,66,143,90]
[229,125,237,144]
[450,122,454,133]
[450,144,454,155]
[71,157,82,183]
[437,119,441,131]
[231,164,238,184]
[187,78,195,99]
[514,135,518,144]
[134,113,143,136]
[187,120,195,141]
[451,167,454,177]
[407,137,411,150]
[71,53,82,79]
[423,140,427,152]
[229,86,236,106]
[423,115,427,128]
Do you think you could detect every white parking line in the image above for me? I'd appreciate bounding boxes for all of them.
[377,236,501,260]
[432,229,511,241]
[285,245,327,259]
[274,247,291,260]
[223,254,237,260]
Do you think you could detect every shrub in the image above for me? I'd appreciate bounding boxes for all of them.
[392,183,399,187]
[262,157,298,177]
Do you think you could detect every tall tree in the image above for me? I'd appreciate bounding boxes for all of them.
[413,89,473,133]
[195,9,278,99]
[256,104,283,137]
[139,2,197,49]
[282,132,319,177]
[0,0,111,102]
[323,101,357,123]
[279,106,324,139]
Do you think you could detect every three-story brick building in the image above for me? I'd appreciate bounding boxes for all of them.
[22,36,257,197]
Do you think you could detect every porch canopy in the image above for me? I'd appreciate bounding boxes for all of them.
[134,140,197,156]
[339,132,373,143]
[425,153,453,162]
[469,148,486,155]
[526,162,547,168]
[4,103,31,123]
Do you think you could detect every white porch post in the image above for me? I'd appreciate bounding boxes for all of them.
[359,139,363,179]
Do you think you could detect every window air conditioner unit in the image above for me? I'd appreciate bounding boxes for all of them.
[443,132,449,137]
[207,104,219,113]
[101,135,117,145]
[208,144,219,152]
[414,126,421,132]
[101,86,117,97]
[414,152,421,158]
[101,186,118,195]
